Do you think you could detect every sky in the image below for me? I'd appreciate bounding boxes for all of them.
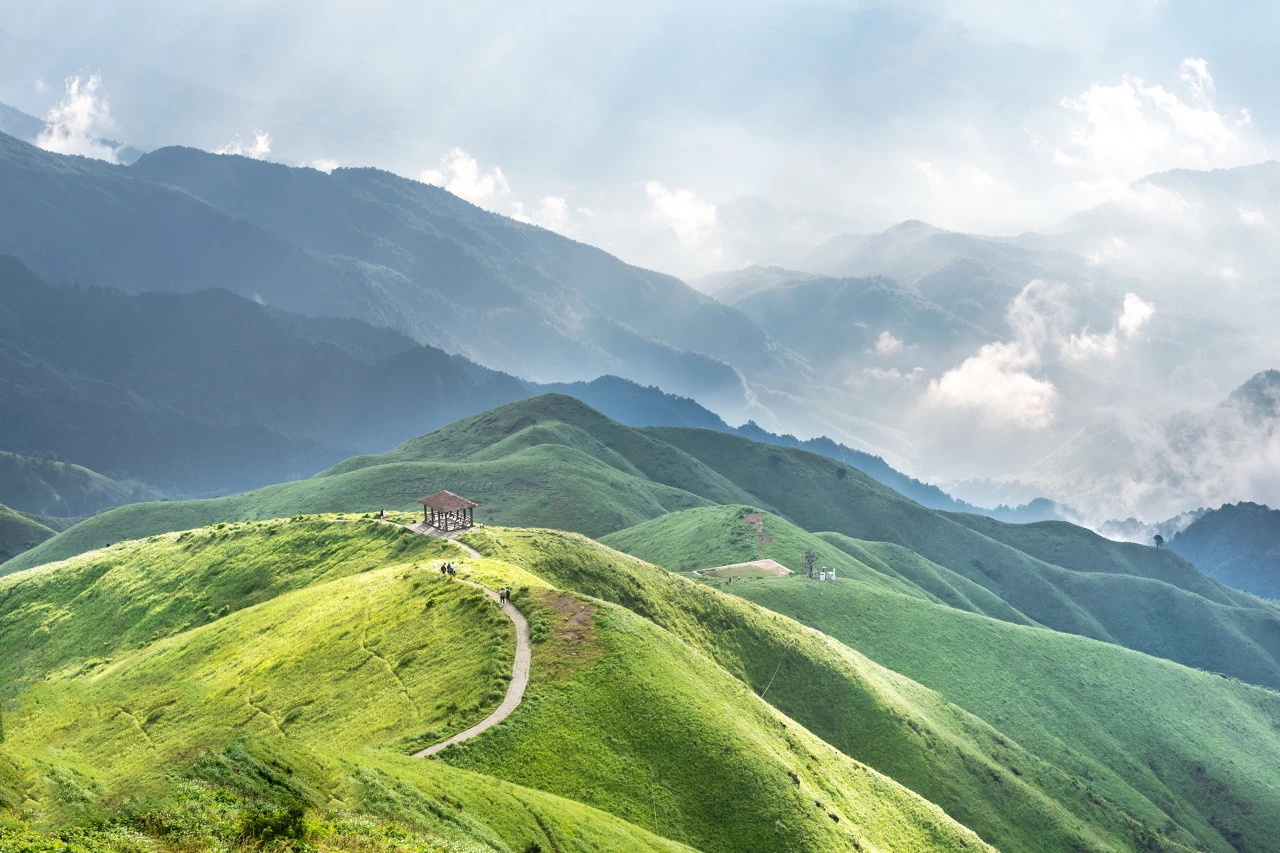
[2,0,1276,279]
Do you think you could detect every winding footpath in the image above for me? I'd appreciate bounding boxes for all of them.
[392,521,532,759]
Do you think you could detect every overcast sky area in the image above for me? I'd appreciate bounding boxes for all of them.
[2,0,1276,279]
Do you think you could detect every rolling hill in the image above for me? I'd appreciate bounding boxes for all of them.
[0,503,55,563]
[598,504,1280,853]
[0,515,999,853]
[10,394,1280,698]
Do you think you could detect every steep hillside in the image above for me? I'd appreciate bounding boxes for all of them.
[0,131,800,420]
[0,255,531,494]
[1172,501,1280,600]
[600,505,1280,853]
[0,516,994,853]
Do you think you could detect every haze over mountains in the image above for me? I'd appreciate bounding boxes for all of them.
[8,112,1280,530]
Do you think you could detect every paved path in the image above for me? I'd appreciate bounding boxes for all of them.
[403,521,483,559]
[388,520,530,759]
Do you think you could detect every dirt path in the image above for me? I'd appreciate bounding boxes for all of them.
[386,520,530,758]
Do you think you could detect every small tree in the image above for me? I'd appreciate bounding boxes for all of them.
[804,549,818,577]
[1154,534,1165,549]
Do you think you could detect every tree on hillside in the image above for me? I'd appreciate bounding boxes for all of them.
[1154,534,1165,549]
[804,549,818,577]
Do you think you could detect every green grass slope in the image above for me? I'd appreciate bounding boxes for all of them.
[0,503,54,563]
[645,426,1280,691]
[0,444,716,577]
[464,527,1229,853]
[13,394,1279,693]
[597,505,1280,853]
[0,517,698,852]
[727,576,1280,853]
[0,516,994,853]
[601,505,1033,625]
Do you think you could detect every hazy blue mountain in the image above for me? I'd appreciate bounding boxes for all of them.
[1172,502,1280,601]
[713,267,987,370]
[0,252,1048,523]
[126,143,801,414]
[0,132,797,422]
[0,451,164,517]
[804,220,1116,334]
[0,255,532,497]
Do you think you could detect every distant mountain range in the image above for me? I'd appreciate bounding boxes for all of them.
[1170,501,1280,601]
[1,254,1052,535]
[0,130,811,425]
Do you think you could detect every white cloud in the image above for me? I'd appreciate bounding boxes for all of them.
[1178,57,1214,102]
[310,158,339,173]
[1116,292,1155,336]
[925,282,1155,427]
[35,74,119,163]
[644,180,717,247]
[874,330,904,356]
[1051,59,1264,206]
[926,339,1059,429]
[420,148,510,204]
[217,130,272,160]
[1061,292,1155,360]
[511,195,570,232]
[864,366,924,383]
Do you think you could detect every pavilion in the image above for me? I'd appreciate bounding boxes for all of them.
[419,490,478,532]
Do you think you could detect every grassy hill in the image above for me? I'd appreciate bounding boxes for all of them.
[0,503,54,563]
[644,425,1280,690]
[0,516,999,853]
[11,394,1280,694]
[599,505,1280,853]
[0,449,164,517]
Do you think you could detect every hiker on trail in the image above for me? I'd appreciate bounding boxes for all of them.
[448,564,456,577]
[379,508,386,520]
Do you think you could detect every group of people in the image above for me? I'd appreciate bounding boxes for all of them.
[498,587,512,604]
[439,562,458,577]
